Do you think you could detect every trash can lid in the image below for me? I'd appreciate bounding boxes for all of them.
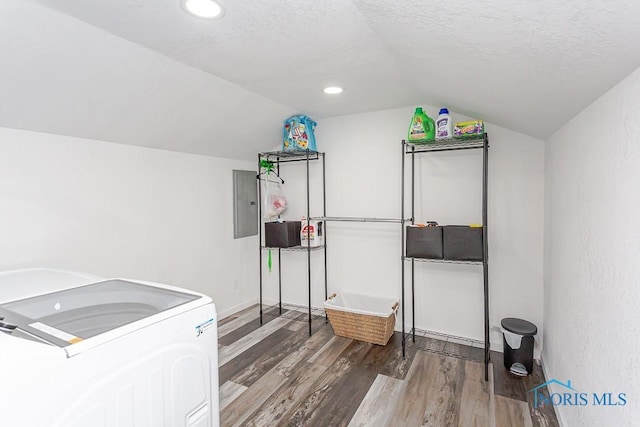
[501,317,537,336]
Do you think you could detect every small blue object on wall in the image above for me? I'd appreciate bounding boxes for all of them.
[282,115,317,152]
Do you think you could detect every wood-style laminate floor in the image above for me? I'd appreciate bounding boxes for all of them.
[217,305,559,427]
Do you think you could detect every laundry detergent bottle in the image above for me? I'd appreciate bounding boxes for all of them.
[408,107,435,141]
[436,107,453,140]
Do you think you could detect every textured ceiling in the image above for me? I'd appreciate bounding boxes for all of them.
[3,0,640,158]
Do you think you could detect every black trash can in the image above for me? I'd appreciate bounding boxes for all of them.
[501,317,537,376]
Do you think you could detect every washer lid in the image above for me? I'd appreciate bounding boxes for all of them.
[0,279,201,349]
[0,268,103,303]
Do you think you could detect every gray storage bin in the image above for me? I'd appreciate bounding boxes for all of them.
[443,225,484,261]
[265,221,301,248]
[406,226,443,259]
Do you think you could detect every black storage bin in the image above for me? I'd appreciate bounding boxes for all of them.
[501,317,537,375]
[406,226,443,259]
[443,225,484,261]
[265,221,301,248]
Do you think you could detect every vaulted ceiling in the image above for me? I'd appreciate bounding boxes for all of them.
[2,1,640,159]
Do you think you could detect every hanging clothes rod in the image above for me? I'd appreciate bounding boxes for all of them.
[310,216,409,223]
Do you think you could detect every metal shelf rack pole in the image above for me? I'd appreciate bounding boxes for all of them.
[278,249,282,315]
[411,145,416,344]
[322,153,328,322]
[482,135,490,381]
[400,140,406,357]
[258,153,263,324]
[306,150,312,335]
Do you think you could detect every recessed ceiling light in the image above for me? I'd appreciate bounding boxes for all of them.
[182,0,224,19]
[323,86,343,95]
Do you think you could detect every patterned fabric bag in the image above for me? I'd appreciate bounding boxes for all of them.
[282,115,317,151]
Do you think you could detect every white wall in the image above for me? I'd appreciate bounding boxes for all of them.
[544,67,640,426]
[0,1,294,160]
[262,105,545,353]
[0,127,257,318]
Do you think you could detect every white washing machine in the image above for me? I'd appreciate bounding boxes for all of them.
[0,268,219,427]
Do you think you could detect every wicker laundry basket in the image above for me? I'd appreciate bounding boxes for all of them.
[324,291,398,346]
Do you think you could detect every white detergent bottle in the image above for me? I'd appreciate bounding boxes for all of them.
[436,108,453,140]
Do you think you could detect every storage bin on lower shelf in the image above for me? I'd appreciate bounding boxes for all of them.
[442,225,484,261]
[324,291,398,346]
[406,225,443,259]
[264,221,301,248]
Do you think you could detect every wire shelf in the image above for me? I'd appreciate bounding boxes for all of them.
[262,302,326,321]
[404,257,484,265]
[404,135,486,153]
[405,327,485,363]
[261,245,325,252]
[259,150,323,162]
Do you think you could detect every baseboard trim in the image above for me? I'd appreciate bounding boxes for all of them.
[217,298,259,320]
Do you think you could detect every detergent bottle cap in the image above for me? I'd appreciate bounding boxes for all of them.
[415,107,423,114]
[439,108,449,115]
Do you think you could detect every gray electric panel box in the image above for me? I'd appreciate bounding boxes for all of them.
[233,170,258,239]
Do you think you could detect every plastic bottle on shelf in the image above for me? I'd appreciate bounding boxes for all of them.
[435,108,453,140]
[408,107,435,141]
